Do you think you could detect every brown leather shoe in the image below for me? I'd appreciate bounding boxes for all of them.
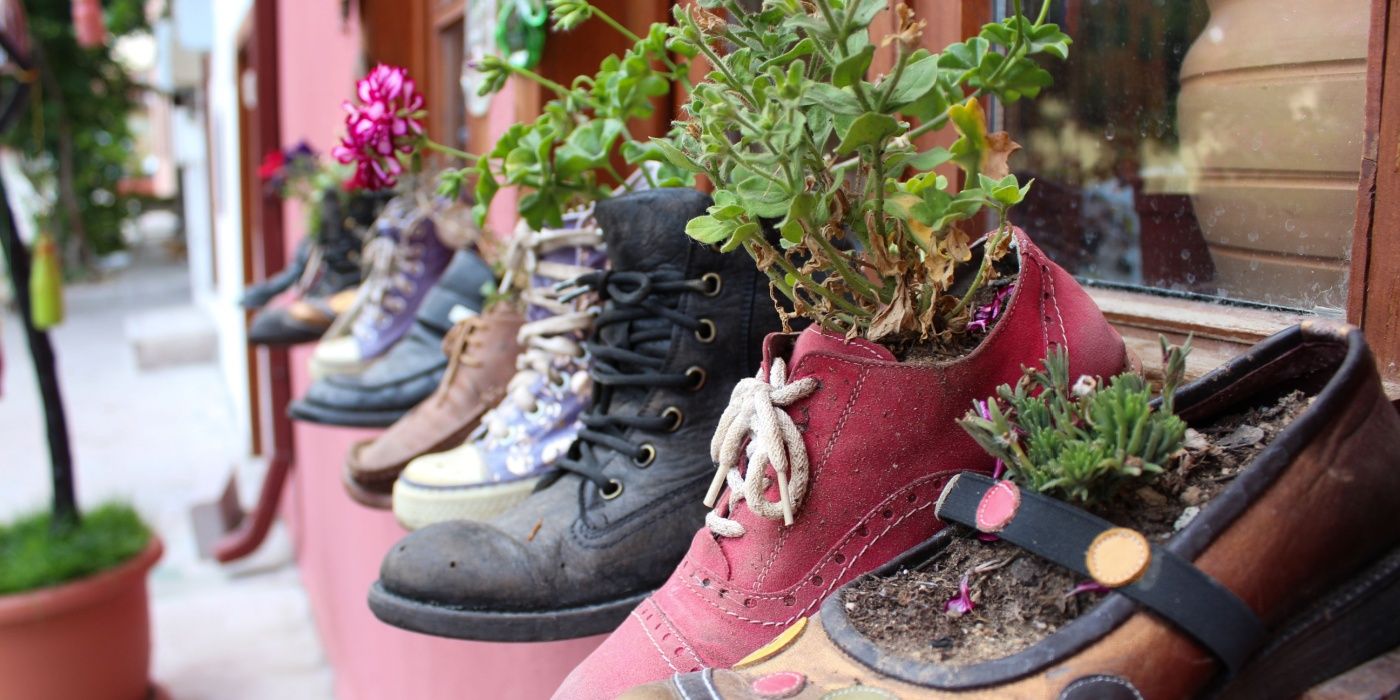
[343,304,524,508]
[622,321,1400,700]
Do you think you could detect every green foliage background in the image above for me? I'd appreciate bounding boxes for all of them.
[1,0,152,268]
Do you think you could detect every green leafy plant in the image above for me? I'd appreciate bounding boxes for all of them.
[660,0,1070,344]
[436,0,696,229]
[959,338,1191,505]
[0,504,150,595]
[0,0,152,270]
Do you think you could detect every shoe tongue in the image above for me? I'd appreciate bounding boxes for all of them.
[594,188,712,272]
[528,245,605,323]
[785,325,896,371]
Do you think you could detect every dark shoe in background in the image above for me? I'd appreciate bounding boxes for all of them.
[240,237,311,309]
[288,250,494,428]
[245,190,388,345]
[368,188,788,642]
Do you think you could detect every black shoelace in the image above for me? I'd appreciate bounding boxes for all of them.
[545,269,709,499]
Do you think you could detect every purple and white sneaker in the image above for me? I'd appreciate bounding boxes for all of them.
[392,211,605,528]
[311,195,455,378]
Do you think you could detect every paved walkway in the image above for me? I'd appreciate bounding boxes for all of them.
[0,245,333,699]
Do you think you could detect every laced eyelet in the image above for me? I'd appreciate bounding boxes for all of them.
[633,444,656,467]
[701,272,723,297]
[685,366,708,391]
[694,319,717,343]
[662,406,684,432]
[600,479,624,500]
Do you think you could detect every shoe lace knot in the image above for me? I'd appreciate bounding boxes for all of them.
[703,358,818,538]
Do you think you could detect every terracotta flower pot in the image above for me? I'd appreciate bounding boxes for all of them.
[0,538,162,700]
[1177,0,1368,308]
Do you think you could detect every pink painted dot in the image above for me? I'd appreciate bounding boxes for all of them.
[975,480,1021,533]
[751,671,806,698]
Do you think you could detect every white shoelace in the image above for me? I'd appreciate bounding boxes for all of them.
[703,358,819,538]
[495,220,603,417]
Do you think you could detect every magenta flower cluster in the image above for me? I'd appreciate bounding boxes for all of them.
[333,64,425,191]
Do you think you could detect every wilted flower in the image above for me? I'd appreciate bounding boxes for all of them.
[1064,580,1108,598]
[966,283,1015,333]
[945,573,975,616]
[333,64,426,191]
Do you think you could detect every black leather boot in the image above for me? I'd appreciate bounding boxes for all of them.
[246,190,389,345]
[306,189,388,296]
[240,236,311,309]
[369,188,788,641]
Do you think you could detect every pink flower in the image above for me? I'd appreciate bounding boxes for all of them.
[334,65,425,191]
[1065,580,1109,597]
[966,283,1016,333]
[945,574,975,616]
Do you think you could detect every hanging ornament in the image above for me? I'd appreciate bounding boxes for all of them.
[496,0,546,70]
[462,0,500,118]
[70,0,105,49]
[29,232,63,330]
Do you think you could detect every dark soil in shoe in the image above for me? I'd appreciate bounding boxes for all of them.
[843,390,1312,666]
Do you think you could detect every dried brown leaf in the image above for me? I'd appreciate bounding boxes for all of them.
[982,132,1022,180]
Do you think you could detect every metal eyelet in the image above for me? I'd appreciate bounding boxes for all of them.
[685,366,708,391]
[701,272,723,297]
[662,406,684,432]
[600,479,624,500]
[694,319,717,343]
[633,444,656,467]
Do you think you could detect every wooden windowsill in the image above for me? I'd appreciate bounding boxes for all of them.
[1087,286,1400,399]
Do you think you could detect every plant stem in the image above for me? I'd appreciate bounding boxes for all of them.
[506,63,574,99]
[590,6,643,44]
[0,176,79,529]
[945,216,1010,323]
[807,222,882,304]
[752,237,869,319]
[423,140,479,163]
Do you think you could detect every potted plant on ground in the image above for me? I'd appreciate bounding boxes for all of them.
[0,9,160,700]
[0,130,159,700]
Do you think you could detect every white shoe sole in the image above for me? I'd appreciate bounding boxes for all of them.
[392,475,543,530]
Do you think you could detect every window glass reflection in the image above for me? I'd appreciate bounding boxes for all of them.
[999,0,1368,314]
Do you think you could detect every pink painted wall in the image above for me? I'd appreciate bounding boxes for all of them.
[273,4,601,698]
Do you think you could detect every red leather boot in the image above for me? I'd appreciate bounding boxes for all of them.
[554,229,1131,699]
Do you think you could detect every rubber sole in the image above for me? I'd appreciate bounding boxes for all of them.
[366,581,649,642]
[1216,545,1400,698]
[341,463,394,510]
[392,475,543,530]
[286,398,405,428]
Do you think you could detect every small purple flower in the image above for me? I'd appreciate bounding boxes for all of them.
[945,574,975,616]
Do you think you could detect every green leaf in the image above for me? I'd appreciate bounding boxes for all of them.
[835,112,901,154]
[685,215,734,244]
[556,119,624,177]
[759,37,816,71]
[938,37,990,75]
[833,45,875,88]
[800,83,864,115]
[883,54,942,107]
[847,0,887,27]
[906,147,953,171]
[649,137,702,173]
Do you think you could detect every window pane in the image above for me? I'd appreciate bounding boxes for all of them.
[998,0,1369,314]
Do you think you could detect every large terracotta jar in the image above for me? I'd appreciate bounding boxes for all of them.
[1177,0,1368,310]
[0,539,162,700]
